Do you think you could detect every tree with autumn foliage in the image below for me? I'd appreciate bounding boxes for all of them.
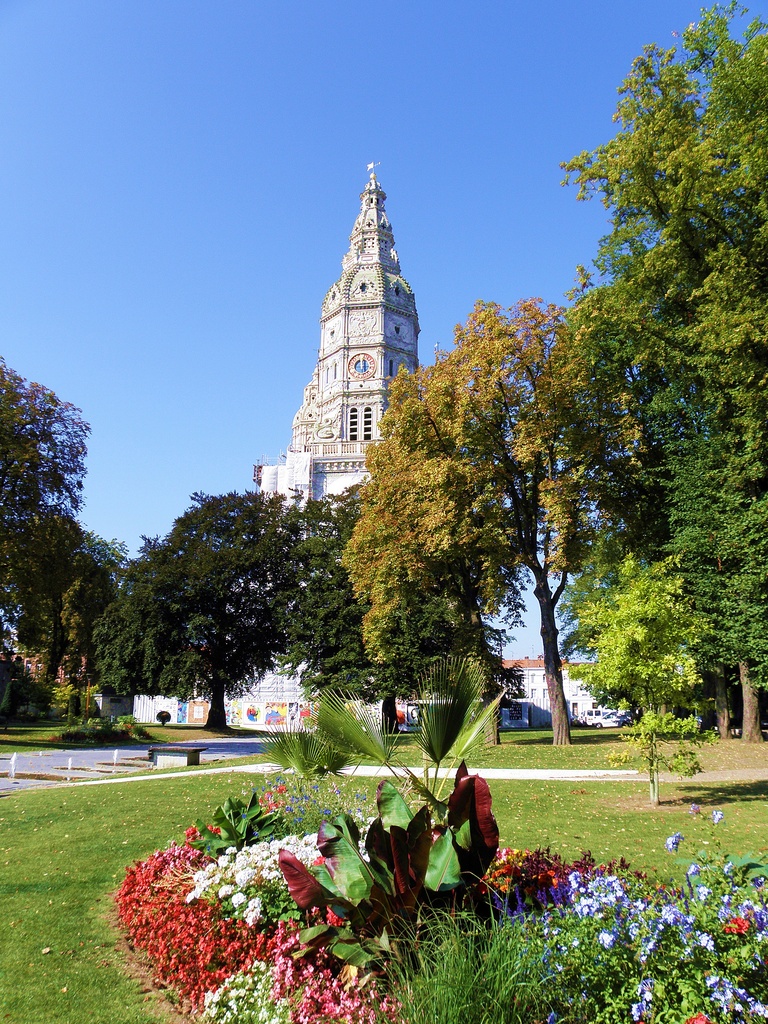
[347,299,622,745]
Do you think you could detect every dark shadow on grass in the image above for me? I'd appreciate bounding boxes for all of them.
[669,781,768,805]
[498,731,623,748]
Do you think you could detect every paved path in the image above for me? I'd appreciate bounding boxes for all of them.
[0,736,267,794]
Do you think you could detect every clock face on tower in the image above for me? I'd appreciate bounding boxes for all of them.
[348,353,376,380]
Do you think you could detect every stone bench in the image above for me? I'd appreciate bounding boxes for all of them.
[147,745,207,769]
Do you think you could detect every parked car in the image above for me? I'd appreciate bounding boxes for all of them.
[578,707,628,728]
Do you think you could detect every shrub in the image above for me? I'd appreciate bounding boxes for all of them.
[55,717,151,743]
[186,833,321,930]
[279,767,499,968]
[187,792,288,857]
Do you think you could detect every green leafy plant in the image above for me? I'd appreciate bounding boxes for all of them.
[264,656,500,820]
[278,764,499,968]
[608,711,715,805]
[260,725,358,779]
[188,792,286,856]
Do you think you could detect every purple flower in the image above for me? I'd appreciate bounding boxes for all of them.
[638,978,654,1003]
[687,863,701,877]
[631,1003,645,1022]
[665,832,684,852]
[689,803,701,815]
[712,809,725,825]
[696,930,715,951]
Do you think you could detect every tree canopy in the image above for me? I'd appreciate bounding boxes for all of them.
[347,299,624,744]
[0,360,89,642]
[95,491,300,729]
[563,3,768,739]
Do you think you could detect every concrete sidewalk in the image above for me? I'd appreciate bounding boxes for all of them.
[0,736,267,794]
[4,747,768,796]
[2,758,642,793]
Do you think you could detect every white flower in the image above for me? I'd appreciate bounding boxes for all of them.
[244,897,264,926]
[235,867,256,888]
[231,891,246,908]
[218,884,235,899]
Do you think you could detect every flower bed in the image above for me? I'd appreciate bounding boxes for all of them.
[115,779,768,1024]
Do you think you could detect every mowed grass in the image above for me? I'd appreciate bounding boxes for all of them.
[0,721,241,752]
[398,726,768,774]
[1,735,767,1023]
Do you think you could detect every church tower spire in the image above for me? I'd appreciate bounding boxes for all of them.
[257,170,419,500]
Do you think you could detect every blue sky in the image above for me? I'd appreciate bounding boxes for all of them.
[3,0,765,657]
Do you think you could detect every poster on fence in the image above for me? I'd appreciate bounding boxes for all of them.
[226,699,313,730]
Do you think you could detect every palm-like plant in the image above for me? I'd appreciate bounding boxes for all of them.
[262,657,500,821]
[259,725,358,779]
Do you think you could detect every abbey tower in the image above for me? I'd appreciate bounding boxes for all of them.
[256,171,419,500]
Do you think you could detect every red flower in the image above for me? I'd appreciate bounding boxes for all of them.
[115,843,270,1009]
[723,916,750,934]
[685,1014,713,1024]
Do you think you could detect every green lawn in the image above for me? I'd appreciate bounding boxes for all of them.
[1,733,767,1023]
[397,726,768,774]
[0,720,240,752]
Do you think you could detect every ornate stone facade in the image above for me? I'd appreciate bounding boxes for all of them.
[255,171,419,500]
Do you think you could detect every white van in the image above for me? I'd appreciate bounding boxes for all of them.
[579,707,626,728]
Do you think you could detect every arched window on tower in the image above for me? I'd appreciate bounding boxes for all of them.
[363,406,373,441]
[349,407,359,441]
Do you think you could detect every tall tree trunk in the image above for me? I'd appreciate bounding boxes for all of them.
[381,693,398,733]
[533,574,571,746]
[206,672,228,731]
[483,698,501,745]
[740,662,763,743]
[713,662,731,740]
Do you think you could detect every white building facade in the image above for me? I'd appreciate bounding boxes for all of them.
[256,171,420,500]
[502,658,596,728]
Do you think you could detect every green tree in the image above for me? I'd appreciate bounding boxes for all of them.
[571,556,710,805]
[95,491,300,729]
[280,490,376,695]
[282,490,460,730]
[667,432,768,741]
[572,556,705,712]
[348,300,618,745]
[563,4,768,740]
[12,519,125,696]
[0,360,88,641]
